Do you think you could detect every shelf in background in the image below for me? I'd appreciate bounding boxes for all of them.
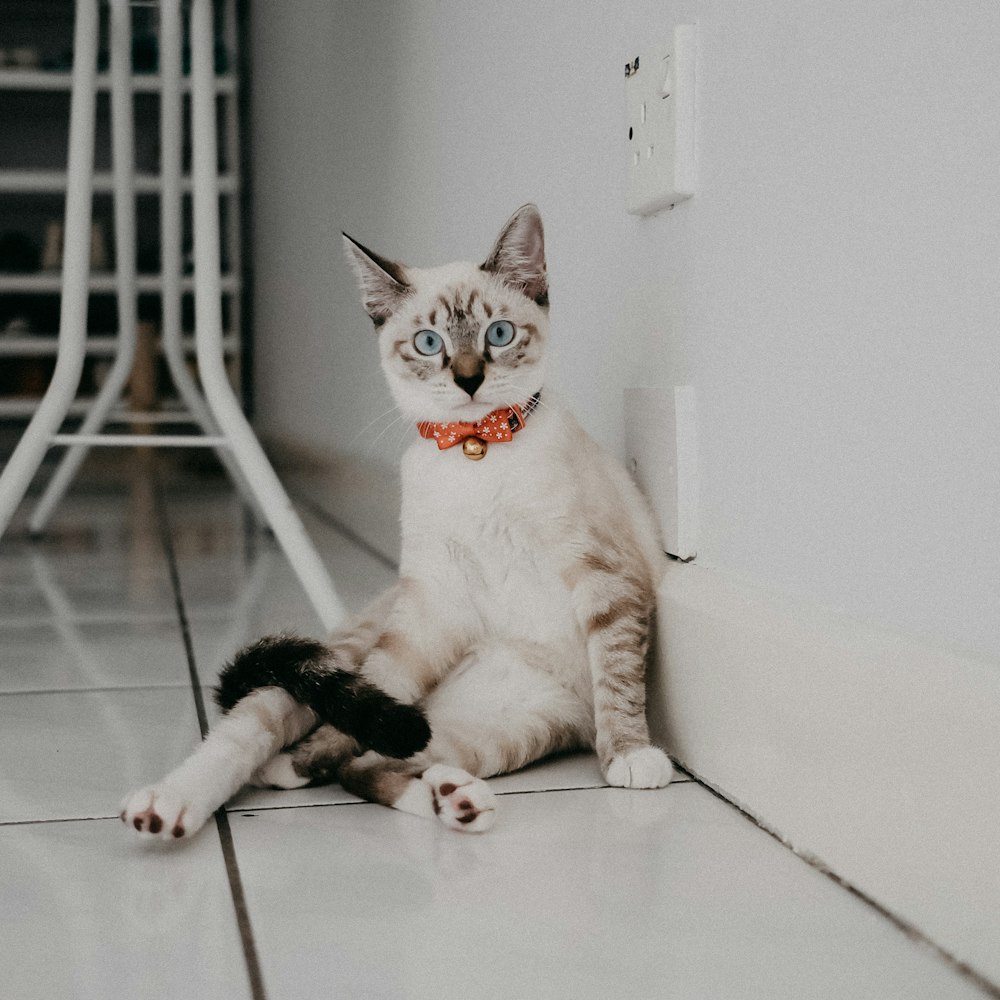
[0,273,240,294]
[0,170,240,195]
[0,334,240,357]
[0,69,238,95]
[0,397,198,419]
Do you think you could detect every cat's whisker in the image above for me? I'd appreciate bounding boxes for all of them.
[366,411,411,453]
[346,404,405,452]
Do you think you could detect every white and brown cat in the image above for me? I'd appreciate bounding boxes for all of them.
[121,204,673,838]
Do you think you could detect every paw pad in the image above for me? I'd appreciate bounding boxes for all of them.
[422,764,496,833]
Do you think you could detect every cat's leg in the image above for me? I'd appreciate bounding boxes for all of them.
[338,755,498,833]
[567,548,674,789]
[121,687,317,840]
[419,641,594,778]
[353,576,475,704]
[257,723,497,831]
[270,643,589,831]
[250,723,356,789]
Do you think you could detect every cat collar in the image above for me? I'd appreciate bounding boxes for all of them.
[417,393,541,461]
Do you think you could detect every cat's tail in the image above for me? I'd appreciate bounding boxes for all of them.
[214,633,431,759]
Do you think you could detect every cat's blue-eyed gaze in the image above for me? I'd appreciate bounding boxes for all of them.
[485,320,515,348]
[414,330,444,356]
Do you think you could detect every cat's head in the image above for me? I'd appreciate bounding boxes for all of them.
[343,204,549,423]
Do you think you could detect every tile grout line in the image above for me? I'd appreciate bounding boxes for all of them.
[681,765,1000,1000]
[0,682,195,698]
[0,777,698,829]
[0,814,122,828]
[152,471,268,1000]
[289,490,399,572]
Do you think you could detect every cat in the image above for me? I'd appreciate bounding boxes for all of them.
[120,204,673,838]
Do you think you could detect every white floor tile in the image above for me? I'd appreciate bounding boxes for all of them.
[229,784,984,1000]
[0,818,249,999]
[0,687,202,823]
[0,619,192,692]
[1,470,992,1000]
[163,491,396,651]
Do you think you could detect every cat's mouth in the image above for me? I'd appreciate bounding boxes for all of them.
[440,399,507,422]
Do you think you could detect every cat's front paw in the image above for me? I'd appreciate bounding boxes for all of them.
[422,764,496,832]
[120,783,212,841]
[605,746,674,789]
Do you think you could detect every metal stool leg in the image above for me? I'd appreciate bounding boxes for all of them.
[157,0,262,514]
[29,0,139,534]
[0,0,99,538]
[189,0,344,630]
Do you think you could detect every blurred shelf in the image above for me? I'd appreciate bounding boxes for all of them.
[0,169,240,194]
[0,272,240,293]
[0,333,239,356]
[0,69,237,94]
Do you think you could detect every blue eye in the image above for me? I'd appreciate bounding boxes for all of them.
[413,330,444,356]
[486,320,515,348]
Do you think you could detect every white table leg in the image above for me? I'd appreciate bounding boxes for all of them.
[189,0,345,631]
[157,0,262,513]
[29,0,139,534]
[0,0,99,537]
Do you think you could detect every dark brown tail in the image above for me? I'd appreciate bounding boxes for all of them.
[214,634,431,759]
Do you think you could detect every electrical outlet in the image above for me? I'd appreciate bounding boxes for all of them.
[624,25,697,215]
[625,386,699,560]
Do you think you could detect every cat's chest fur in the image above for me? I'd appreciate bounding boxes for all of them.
[398,404,592,642]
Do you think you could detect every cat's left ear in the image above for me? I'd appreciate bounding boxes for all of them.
[342,233,412,326]
[481,204,548,306]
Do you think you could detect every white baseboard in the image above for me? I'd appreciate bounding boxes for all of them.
[650,561,1000,987]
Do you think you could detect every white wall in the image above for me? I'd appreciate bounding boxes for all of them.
[249,0,682,460]
[643,0,1000,662]
[249,0,1000,663]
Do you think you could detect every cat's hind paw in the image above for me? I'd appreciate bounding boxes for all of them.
[119,784,212,841]
[422,764,496,833]
[605,746,674,789]
[250,752,311,789]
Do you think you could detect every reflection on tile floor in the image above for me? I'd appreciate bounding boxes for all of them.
[0,464,991,1000]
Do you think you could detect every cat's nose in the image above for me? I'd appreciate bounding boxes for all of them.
[454,371,485,398]
[452,357,485,398]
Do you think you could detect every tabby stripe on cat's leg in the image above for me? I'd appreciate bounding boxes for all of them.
[567,547,674,790]
[586,592,655,757]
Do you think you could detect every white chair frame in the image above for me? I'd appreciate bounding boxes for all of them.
[0,0,345,631]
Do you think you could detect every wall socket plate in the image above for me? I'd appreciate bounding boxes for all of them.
[625,386,699,560]
[625,25,697,215]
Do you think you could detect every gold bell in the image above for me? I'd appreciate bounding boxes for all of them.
[462,436,488,461]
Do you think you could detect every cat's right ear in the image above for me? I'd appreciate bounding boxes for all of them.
[342,233,411,327]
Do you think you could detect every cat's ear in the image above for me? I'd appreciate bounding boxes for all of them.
[342,233,411,326]
[481,204,548,306]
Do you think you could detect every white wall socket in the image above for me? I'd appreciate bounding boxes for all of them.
[625,25,697,215]
[625,386,699,560]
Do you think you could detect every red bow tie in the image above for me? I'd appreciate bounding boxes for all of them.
[417,395,539,454]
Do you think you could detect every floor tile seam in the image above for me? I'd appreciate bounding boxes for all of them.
[152,475,267,1000]
[0,682,196,698]
[289,489,400,572]
[226,779,696,816]
[0,814,122,828]
[0,611,191,628]
[684,767,1000,1000]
